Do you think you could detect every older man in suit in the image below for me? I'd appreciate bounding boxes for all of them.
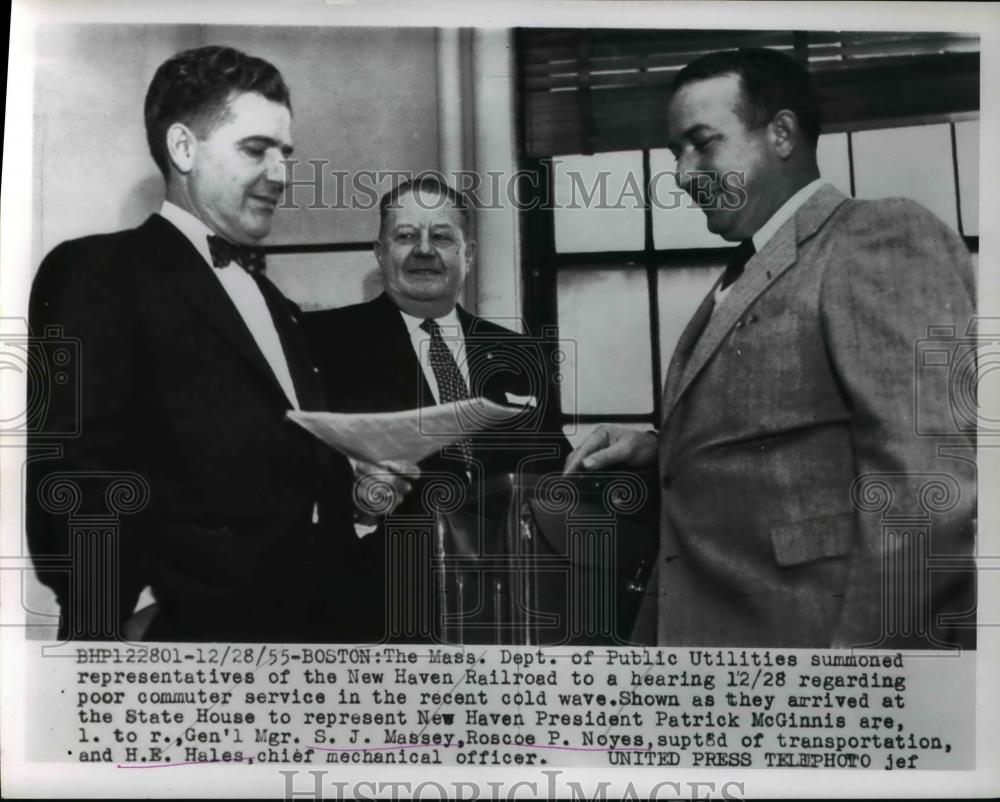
[305,177,572,641]
[27,46,395,642]
[306,177,570,484]
[565,48,976,649]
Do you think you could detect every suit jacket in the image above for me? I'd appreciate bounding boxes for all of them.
[636,184,977,649]
[27,214,358,642]
[303,293,573,641]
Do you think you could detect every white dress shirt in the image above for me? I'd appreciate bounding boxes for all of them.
[714,178,825,306]
[398,307,470,402]
[158,201,301,410]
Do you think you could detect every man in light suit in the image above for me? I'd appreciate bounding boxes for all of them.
[304,177,572,641]
[27,46,397,642]
[565,48,976,649]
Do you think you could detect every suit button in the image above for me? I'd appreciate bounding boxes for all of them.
[312,366,320,374]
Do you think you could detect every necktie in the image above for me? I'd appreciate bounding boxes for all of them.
[719,239,756,291]
[207,235,266,274]
[420,318,474,473]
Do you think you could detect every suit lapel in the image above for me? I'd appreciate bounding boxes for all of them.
[660,183,850,426]
[458,305,509,405]
[144,215,291,406]
[252,274,325,410]
[661,289,716,416]
[372,293,437,408]
[459,305,484,401]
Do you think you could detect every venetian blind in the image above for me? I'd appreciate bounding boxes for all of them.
[519,29,980,156]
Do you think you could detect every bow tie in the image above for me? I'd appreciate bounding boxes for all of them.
[207,235,266,274]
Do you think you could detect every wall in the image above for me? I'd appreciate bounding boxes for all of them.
[32,24,441,309]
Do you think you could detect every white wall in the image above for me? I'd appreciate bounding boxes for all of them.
[32,24,442,308]
[33,25,200,265]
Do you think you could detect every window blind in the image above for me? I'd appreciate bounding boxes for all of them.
[518,29,979,156]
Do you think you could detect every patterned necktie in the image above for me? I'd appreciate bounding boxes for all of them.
[207,235,266,275]
[719,239,756,290]
[420,318,474,473]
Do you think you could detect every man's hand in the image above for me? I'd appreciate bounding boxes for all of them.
[563,426,658,475]
[351,458,421,524]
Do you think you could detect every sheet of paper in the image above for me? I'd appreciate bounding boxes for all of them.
[287,397,526,464]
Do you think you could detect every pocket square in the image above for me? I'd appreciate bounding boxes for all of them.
[505,392,538,408]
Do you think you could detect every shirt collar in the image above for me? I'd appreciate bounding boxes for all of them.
[751,178,825,253]
[159,200,216,268]
[399,306,463,338]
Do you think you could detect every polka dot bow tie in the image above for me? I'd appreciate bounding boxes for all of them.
[207,235,266,274]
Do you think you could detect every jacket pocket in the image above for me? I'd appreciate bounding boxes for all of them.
[770,512,855,568]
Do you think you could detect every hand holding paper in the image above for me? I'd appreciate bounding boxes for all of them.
[287,397,526,465]
[350,457,421,525]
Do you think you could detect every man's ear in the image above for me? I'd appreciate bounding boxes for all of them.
[463,239,477,270]
[373,238,384,266]
[769,109,799,160]
[165,122,197,174]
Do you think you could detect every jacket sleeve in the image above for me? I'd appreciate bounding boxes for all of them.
[818,199,977,649]
[27,240,148,638]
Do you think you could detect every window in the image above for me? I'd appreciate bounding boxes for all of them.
[517,29,980,437]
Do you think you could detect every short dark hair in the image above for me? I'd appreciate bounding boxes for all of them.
[144,45,291,178]
[672,47,821,147]
[378,174,473,238]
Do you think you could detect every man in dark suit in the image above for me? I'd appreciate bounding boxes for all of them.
[304,177,572,641]
[27,46,388,642]
[566,48,976,649]
[306,177,571,488]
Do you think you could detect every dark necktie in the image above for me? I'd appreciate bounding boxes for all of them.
[207,235,266,274]
[420,318,474,472]
[719,239,756,291]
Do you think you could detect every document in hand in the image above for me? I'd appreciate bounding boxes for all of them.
[286,397,525,464]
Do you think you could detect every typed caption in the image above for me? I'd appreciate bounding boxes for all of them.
[31,645,973,771]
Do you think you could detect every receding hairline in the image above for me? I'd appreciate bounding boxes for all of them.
[378,182,473,240]
[669,48,822,146]
[668,70,761,129]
